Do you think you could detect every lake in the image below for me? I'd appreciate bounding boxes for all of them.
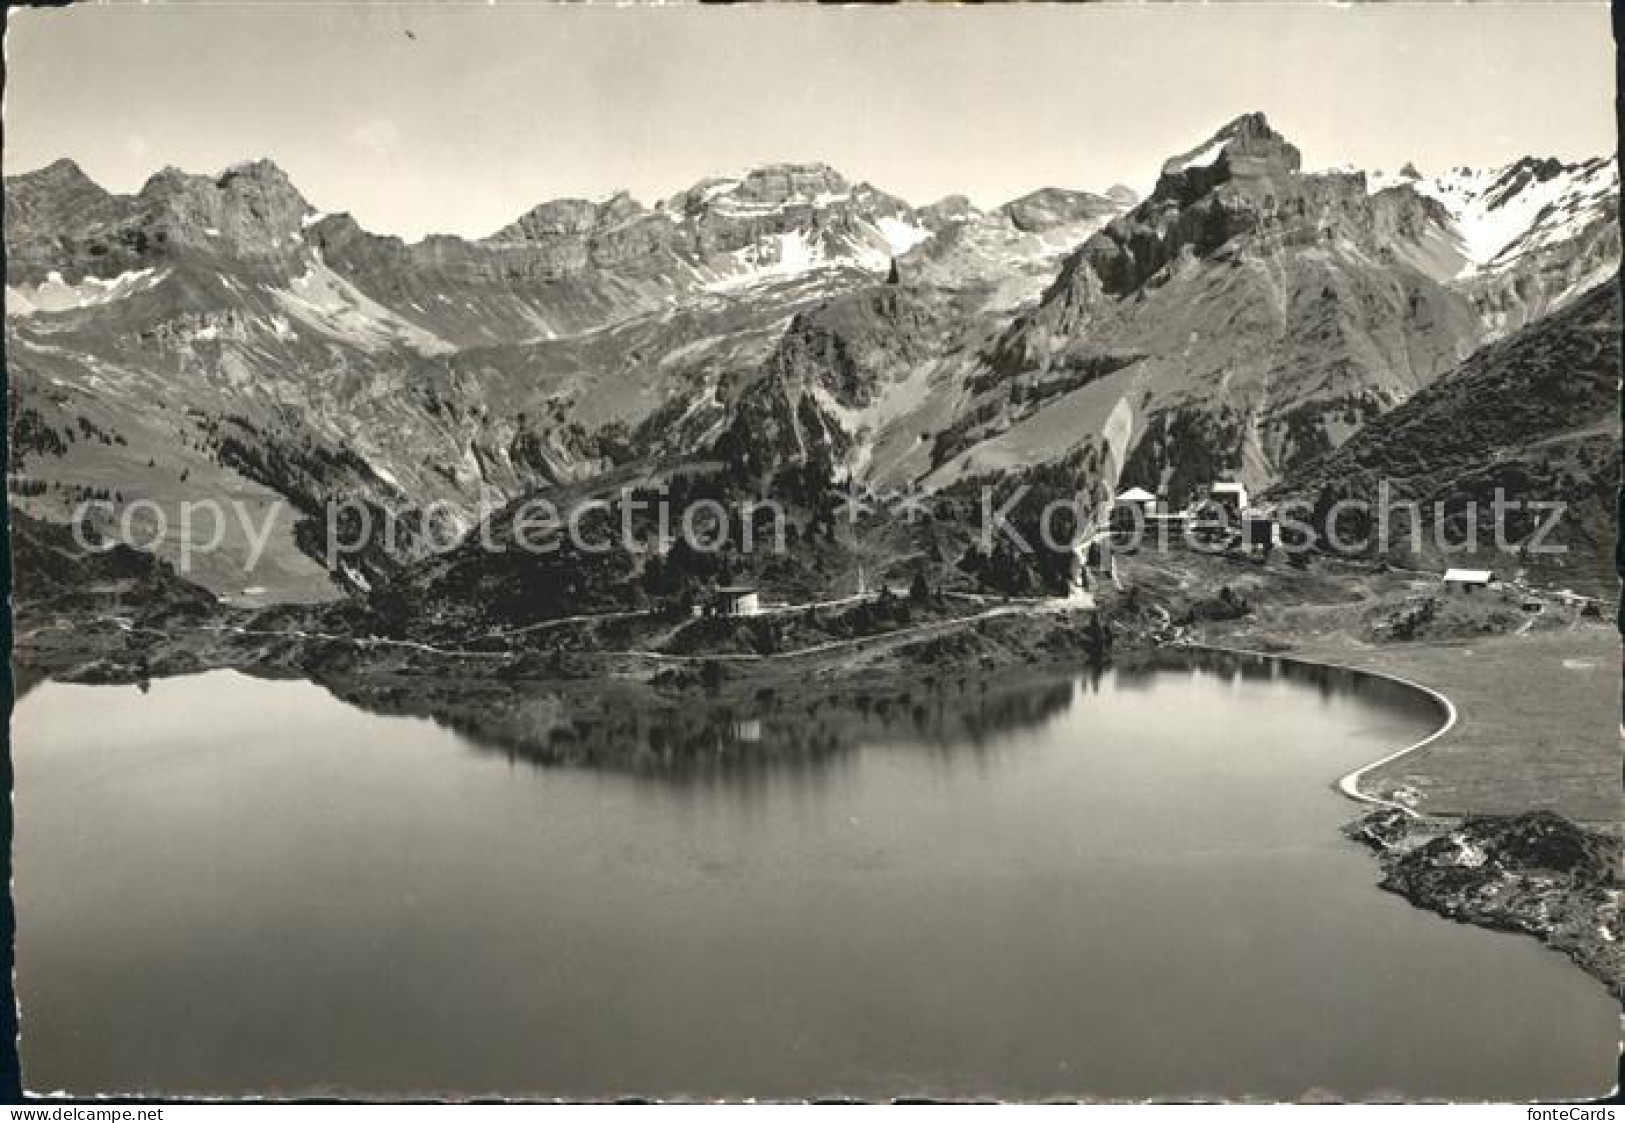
[11,653,1617,1099]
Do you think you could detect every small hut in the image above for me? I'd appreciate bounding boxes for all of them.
[711,585,762,616]
[1441,568,1494,595]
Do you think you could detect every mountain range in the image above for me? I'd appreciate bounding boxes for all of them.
[6,113,1618,603]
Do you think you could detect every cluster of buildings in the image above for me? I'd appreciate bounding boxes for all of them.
[1110,481,1507,597]
[1109,481,1278,553]
[690,482,1523,617]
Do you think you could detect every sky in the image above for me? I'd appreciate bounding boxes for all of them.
[5,3,1617,241]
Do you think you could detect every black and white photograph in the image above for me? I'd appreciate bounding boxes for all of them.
[3,0,1621,1104]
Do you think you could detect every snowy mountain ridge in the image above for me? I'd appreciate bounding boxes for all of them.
[1369,155,1618,278]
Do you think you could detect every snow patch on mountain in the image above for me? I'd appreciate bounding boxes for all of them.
[1176,137,1230,172]
[1397,158,1618,277]
[6,266,168,318]
[705,232,831,292]
[270,252,454,355]
[697,180,740,203]
[1365,170,1414,194]
[772,230,817,272]
[877,215,932,255]
[702,221,918,292]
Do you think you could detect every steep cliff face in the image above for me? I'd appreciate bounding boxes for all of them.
[669,163,923,265]
[485,191,673,265]
[856,119,1617,509]
[768,285,952,411]
[949,114,1611,500]
[4,160,132,279]
[901,186,1134,312]
[5,159,316,289]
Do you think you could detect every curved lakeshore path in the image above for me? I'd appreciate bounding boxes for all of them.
[1193,625,1620,826]
[1186,641,1459,819]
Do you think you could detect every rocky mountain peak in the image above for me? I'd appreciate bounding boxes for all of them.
[138,165,206,198]
[1153,112,1302,205]
[5,158,117,236]
[217,160,311,222]
[132,159,311,257]
[1483,156,1569,210]
[597,189,643,222]
[217,157,301,193]
[13,157,99,191]
[489,193,654,244]
[999,187,1127,234]
[916,195,980,230]
[664,164,866,221]
[733,162,851,206]
[137,159,308,214]
[4,162,131,286]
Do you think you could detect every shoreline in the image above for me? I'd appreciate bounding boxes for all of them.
[1183,639,1619,997]
[17,615,1620,995]
[1182,640,1459,819]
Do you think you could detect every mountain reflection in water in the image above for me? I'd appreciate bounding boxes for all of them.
[321,666,1091,781]
[11,649,1611,1100]
[314,649,1442,788]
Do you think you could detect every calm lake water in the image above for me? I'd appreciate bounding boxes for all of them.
[12,655,1617,1099]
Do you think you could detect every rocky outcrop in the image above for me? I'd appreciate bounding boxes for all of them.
[999,187,1126,235]
[1077,122,1450,303]
[139,159,313,258]
[916,194,981,231]
[901,187,1133,310]
[977,112,1488,498]
[768,284,949,409]
[674,164,923,266]
[1348,808,1622,996]
[1153,110,1302,206]
[482,192,680,273]
[5,158,315,285]
[3,159,128,276]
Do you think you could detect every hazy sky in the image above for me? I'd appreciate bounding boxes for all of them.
[5,3,1616,240]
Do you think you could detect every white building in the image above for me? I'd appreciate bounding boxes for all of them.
[1110,486,1160,534]
[1114,486,1157,512]
[1442,568,1495,594]
[712,585,762,616]
[1209,481,1249,513]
